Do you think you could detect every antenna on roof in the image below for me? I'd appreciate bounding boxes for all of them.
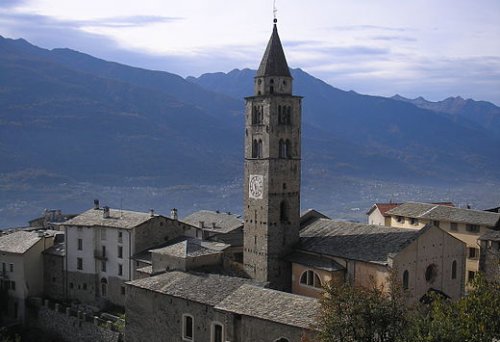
[273,0,278,23]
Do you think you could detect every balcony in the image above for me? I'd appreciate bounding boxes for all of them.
[94,250,108,260]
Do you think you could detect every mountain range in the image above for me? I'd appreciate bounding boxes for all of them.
[1,35,500,226]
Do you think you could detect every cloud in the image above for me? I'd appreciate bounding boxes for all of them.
[370,35,417,42]
[76,15,181,28]
[0,0,26,9]
[331,25,410,33]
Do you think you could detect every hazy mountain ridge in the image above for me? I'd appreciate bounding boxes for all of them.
[1,35,500,230]
[391,94,500,137]
[188,68,500,180]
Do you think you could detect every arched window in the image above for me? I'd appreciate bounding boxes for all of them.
[299,270,322,288]
[100,277,108,297]
[279,139,287,158]
[211,322,224,342]
[280,201,288,222]
[252,139,258,158]
[252,139,262,158]
[403,270,409,290]
[285,139,291,158]
[425,264,437,283]
[451,260,457,280]
[182,314,194,341]
[275,338,290,342]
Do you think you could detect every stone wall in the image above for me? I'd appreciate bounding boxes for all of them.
[67,271,96,304]
[479,239,500,281]
[236,314,315,342]
[125,283,316,342]
[126,285,232,342]
[43,253,65,301]
[34,300,123,342]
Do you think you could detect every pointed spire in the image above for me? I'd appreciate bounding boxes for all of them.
[256,20,291,77]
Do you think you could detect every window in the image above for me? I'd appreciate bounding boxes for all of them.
[410,218,419,225]
[118,264,123,276]
[280,201,288,222]
[101,261,106,272]
[10,281,15,291]
[278,106,291,125]
[101,278,108,297]
[118,231,123,243]
[121,286,126,296]
[252,105,263,125]
[425,264,437,283]
[300,270,322,288]
[468,247,478,259]
[252,139,263,158]
[403,270,409,290]
[118,246,123,259]
[396,216,404,223]
[211,322,224,342]
[275,338,290,342]
[83,283,87,290]
[432,220,440,227]
[9,264,13,273]
[77,238,82,251]
[450,222,458,231]
[69,282,74,289]
[466,224,480,233]
[182,314,194,341]
[468,271,476,283]
[77,258,83,270]
[279,139,291,158]
[102,245,106,258]
[451,261,457,280]
[1,263,5,274]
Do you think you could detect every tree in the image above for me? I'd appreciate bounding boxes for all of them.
[407,275,500,342]
[318,274,408,342]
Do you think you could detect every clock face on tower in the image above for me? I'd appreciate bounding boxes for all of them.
[249,174,264,199]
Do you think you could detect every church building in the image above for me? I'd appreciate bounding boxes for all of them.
[124,18,466,342]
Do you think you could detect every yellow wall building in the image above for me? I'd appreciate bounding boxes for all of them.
[289,218,466,302]
[386,202,500,286]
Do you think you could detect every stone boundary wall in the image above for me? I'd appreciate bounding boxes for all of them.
[35,299,123,342]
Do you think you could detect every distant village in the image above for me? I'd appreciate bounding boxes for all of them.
[1,20,500,342]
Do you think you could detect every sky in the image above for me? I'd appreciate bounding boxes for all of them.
[1,0,500,104]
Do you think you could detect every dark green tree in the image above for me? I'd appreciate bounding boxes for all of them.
[318,274,408,342]
[407,275,500,342]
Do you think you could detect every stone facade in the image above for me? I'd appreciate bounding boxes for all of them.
[43,248,65,301]
[66,271,96,304]
[479,231,500,282]
[125,285,229,342]
[243,23,301,291]
[125,272,319,342]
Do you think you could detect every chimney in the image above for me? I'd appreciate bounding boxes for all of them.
[199,221,205,228]
[103,206,110,218]
[170,208,178,220]
[150,209,155,217]
[94,199,100,210]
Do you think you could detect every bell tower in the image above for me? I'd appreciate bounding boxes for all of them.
[243,19,301,291]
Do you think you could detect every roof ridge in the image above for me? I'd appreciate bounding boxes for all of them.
[419,205,439,218]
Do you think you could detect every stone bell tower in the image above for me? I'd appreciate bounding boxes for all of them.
[243,19,301,291]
